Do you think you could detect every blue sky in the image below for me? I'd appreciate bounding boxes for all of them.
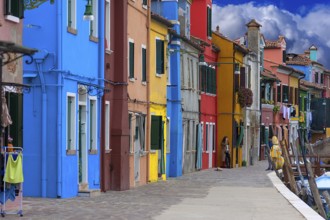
[212,1,330,68]
[213,0,327,15]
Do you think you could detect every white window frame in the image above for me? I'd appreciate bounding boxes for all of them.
[67,0,76,29]
[166,117,170,153]
[129,112,133,153]
[105,0,111,52]
[89,97,97,151]
[90,0,98,38]
[66,93,76,150]
[104,101,110,151]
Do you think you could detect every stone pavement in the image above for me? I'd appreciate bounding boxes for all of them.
[2,160,323,220]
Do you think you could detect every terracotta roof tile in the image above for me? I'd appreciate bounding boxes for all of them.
[301,80,325,90]
[286,54,311,66]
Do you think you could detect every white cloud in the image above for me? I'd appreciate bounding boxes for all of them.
[212,2,330,69]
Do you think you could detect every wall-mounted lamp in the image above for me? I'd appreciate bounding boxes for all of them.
[83,0,94,21]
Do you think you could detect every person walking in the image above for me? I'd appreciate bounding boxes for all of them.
[265,137,273,171]
[221,136,231,168]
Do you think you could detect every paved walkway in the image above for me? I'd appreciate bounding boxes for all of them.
[3,160,323,219]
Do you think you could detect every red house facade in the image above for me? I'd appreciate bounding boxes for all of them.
[191,0,219,169]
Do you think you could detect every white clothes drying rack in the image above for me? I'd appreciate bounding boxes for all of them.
[0,146,23,217]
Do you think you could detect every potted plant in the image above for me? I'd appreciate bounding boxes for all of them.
[237,87,253,108]
[273,105,280,113]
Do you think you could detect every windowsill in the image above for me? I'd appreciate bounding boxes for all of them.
[142,5,147,10]
[66,149,76,155]
[89,149,98,155]
[140,151,148,156]
[150,150,157,154]
[67,27,78,35]
[105,149,112,154]
[105,49,113,55]
[129,77,135,82]
[156,73,163,78]
[89,35,99,43]
[141,81,147,86]
[5,15,19,23]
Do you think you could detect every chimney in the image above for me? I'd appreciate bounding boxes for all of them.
[309,44,318,61]
[216,25,220,33]
[246,19,262,54]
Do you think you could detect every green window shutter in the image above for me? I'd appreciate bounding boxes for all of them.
[207,7,212,37]
[212,68,216,94]
[200,66,206,92]
[160,40,164,74]
[129,42,134,78]
[68,0,72,27]
[90,102,93,150]
[67,97,72,150]
[277,85,281,102]
[240,67,246,88]
[156,39,164,74]
[151,116,161,150]
[160,120,165,174]
[156,40,161,74]
[142,48,146,81]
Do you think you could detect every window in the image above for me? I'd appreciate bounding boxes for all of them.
[294,88,299,105]
[277,85,281,102]
[4,0,24,20]
[289,87,293,104]
[129,40,135,79]
[142,0,147,7]
[282,50,286,63]
[240,67,246,88]
[89,0,98,38]
[315,72,319,83]
[67,0,76,29]
[104,101,110,151]
[200,65,216,94]
[142,46,147,82]
[321,73,324,84]
[207,6,212,37]
[89,98,97,151]
[186,4,191,37]
[151,115,163,150]
[105,0,111,50]
[282,85,289,103]
[156,39,164,74]
[129,113,133,153]
[67,94,76,150]
[205,123,209,151]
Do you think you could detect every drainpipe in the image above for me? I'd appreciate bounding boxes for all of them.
[57,0,63,198]
[146,0,151,182]
[35,58,47,198]
[98,0,105,188]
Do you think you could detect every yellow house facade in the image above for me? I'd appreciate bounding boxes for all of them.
[148,14,171,182]
[212,31,247,168]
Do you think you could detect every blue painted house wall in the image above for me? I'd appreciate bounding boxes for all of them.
[151,1,183,177]
[287,64,312,81]
[23,1,104,198]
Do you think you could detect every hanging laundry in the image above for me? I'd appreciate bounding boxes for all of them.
[4,153,24,184]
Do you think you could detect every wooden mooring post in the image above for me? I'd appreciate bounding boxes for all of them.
[281,140,299,195]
